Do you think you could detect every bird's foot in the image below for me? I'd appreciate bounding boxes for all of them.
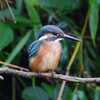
[51,71,56,79]
[37,72,44,78]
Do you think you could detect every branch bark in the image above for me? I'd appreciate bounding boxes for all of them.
[0,67,100,83]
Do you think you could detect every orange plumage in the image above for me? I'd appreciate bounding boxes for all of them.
[29,40,61,72]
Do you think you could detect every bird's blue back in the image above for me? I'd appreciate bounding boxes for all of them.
[27,40,43,58]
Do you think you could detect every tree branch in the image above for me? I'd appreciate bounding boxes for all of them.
[0,67,100,83]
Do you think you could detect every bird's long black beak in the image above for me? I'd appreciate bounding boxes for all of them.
[63,33,81,41]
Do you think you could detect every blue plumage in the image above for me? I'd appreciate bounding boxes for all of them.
[27,40,43,57]
[27,36,57,58]
[37,25,64,38]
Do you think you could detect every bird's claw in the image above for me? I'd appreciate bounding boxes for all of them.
[51,71,56,79]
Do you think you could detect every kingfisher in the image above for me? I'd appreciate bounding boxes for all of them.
[27,25,80,72]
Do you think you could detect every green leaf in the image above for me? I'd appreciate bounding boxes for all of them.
[89,0,99,44]
[15,16,33,28]
[62,86,72,100]
[16,0,23,14]
[94,87,100,100]
[24,0,42,38]
[39,0,80,13]
[72,90,87,100]
[0,8,18,20]
[51,85,72,100]
[0,23,14,51]
[0,9,10,20]
[24,0,41,26]
[2,31,31,66]
[42,83,55,98]
[22,87,49,100]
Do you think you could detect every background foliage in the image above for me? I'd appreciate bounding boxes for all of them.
[0,0,100,100]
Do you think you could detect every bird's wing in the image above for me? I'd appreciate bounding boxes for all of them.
[27,40,43,57]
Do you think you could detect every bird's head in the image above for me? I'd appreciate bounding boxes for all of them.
[37,25,81,42]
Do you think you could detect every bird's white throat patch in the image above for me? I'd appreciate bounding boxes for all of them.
[55,38,63,42]
[39,35,48,41]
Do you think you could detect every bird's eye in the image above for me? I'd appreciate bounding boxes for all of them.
[56,33,61,37]
[53,32,57,36]
[53,32,61,38]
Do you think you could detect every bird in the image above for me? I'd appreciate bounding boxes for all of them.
[27,25,80,72]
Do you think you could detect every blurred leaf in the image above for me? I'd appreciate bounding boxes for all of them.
[5,16,33,29]
[51,85,72,100]
[77,90,88,100]
[0,9,12,20]
[84,48,94,74]
[15,16,33,28]
[89,0,99,44]
[24,0,42,38]
[72,90,87,100]
[39,0,80,13]
[62,86,72,100]
[2,31,31,66]
[42,84,72,100]
[96,0,100,5]
[0,23,14,51]
[60,40,68,69]
[24,0,41,25]
[86,42,96,59]
[94,87,100,100]
[72,92,78,100]
[42,83,55,98]
[22,87,49,100]
[16,0,23,14]
[0,8,19,21]
[84,41,99,75]
[58,16,79,31]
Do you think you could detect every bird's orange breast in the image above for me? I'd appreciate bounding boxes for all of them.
[29,40,61,72]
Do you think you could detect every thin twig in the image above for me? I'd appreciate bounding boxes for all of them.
[74,10,90,93]
[0,67,100,82]
[57,43,80,100]
[0,60,29,71]
[57,10,89,100]
[5,0,16,23]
